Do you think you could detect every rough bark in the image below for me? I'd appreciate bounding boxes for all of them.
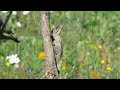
[40,11,59,79]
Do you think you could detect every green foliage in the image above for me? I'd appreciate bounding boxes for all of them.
[1,11,120,79]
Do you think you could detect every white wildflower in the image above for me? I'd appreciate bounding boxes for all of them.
[50,11,54,13]
[14,57,20,64]
[6,56,10,60]
[23,11,30,15]
[2,11,8,13]
[14,63,19,68]
[6,54,20,65]
[16,22,22,27]
[9,59,15,64]
[12,11,17,15]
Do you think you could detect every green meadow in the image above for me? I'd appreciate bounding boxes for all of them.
[0,11,120,79]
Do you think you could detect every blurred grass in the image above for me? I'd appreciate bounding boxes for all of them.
[0,11,120,79]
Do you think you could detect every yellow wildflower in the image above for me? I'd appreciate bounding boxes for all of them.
[38,52,45,59]
[62,64,67,71]
[5,62,10,67]
[91,71,100,79]
[117,47,120,51]
[101,60,105,64]
[107,67,112,71]
[98,45,102,49]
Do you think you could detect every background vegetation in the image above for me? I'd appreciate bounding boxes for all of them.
[0,11,120,79]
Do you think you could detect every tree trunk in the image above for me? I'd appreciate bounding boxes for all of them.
[40,11,59,79]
